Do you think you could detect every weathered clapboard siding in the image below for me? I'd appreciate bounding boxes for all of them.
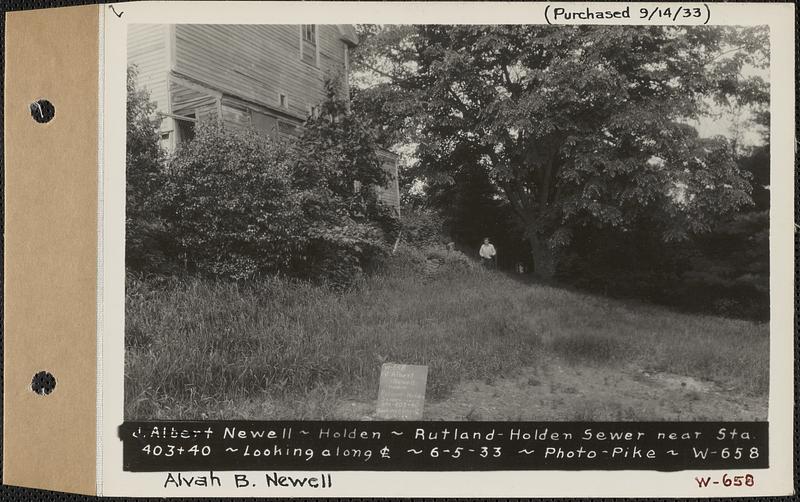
[128,23,400,211]
[221,102,252,129]
[170,80,218,118]
[127,24,170,129]
[173,25,348,122]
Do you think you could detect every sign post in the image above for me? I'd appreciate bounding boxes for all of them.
[375,363,428,420]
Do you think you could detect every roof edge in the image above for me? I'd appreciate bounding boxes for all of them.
[336,24,359,46]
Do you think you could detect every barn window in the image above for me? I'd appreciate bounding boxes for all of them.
[300,25,318,66]
[302,25,316,44]
[176,113,196,143]
[220,103,252,130]
[278,120,300,138]
[279,93,288,109]
[251,111,278,139]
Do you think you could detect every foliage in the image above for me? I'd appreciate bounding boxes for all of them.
[353,25,769,277]
[289,78,398,285]
[557,209,769,321]
[126,66,173,274]
[350,25,424,147]
[164,121,307,279]
[555,142,770,321]
[126,70,397,286]
[685,210,769,319]
[398,208,448,246]
[295,78,390,220]
[737,144,769,211]
[164,118,393,286]
[421,245,474,274]
[424,159,531,267]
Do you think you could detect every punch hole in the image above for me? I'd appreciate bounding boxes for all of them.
[29,99,55,123]
[31,371,56,396]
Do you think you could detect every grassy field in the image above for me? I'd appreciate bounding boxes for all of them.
[125,247,769,420]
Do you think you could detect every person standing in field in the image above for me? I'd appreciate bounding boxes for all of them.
[479,237,496,268]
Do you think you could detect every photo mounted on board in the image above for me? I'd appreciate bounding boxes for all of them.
[125,22,770,424]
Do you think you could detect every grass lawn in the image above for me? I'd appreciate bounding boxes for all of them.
[125,249,769,420]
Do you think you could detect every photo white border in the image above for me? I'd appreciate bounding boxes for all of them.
[100,2,795,497]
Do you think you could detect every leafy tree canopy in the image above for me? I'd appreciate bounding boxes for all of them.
[352,25,769,276]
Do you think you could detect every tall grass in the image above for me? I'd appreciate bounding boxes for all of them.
[125,246,769,419]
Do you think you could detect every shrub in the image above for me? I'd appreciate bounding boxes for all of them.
[293,78,391,223]
[299,214,389,288]
[373,243,474,280]
[376,243,428,277]
[127,73,396,286]
[288,79,399,287]
[126,66,173,275]
[162,119,393,285]
[422,245,474,275]
[556,209,769,321]
[400,208,448,246]
[165,121,308,279]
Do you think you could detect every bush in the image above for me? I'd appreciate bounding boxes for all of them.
[400,208,448,246]
[165,121,308,279]
[299,215,389,288]
[126,66,173,275]
[126,73,397,286]
[556,209,769,320]
[163,123,395,286]
[374,243,428,277]
[422,245,474,273]
[293,78,391,220]
[287,78,399,287]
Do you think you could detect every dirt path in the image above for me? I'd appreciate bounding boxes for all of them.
[335,362,767,421]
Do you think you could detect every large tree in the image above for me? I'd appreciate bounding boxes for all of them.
[353,25,768,276]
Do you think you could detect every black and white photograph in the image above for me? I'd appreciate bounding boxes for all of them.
[124,22,771,423]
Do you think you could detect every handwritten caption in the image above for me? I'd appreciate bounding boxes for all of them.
[157,470,759,490]
[544,4,711,25]
[120,421,767,472]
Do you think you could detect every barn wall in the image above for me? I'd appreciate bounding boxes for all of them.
[170,80,217,118]
[173,24,348,122]
[127,24,170,120]
[128,23,400,212]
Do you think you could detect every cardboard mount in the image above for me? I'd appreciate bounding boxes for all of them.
[4,4,99,496]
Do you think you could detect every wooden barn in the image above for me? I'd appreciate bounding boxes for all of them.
[128,24,401,212]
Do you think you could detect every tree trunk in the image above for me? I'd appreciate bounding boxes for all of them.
[529,232,557,279]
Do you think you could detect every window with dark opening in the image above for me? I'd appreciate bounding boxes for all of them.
[302,25,316,44]
[177,113,196,143]
[301,25,318,65]
[278,121,300,138]
[252,111,278,139]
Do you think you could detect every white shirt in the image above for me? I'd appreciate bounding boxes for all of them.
[479,243,496,259]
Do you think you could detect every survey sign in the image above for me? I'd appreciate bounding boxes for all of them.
[376,364,428,420]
